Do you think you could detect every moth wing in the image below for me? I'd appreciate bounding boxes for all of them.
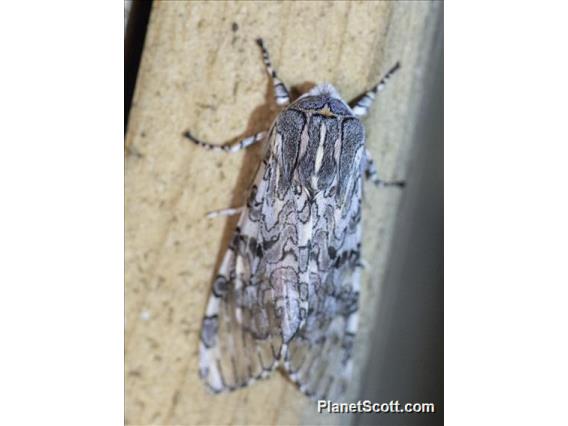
[198,238,284,392]
[284,238,361,401]
[199,152,298,392]
[284,177,363,401]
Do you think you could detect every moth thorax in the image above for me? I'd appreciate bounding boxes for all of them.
[297,114,339,195]
[276,108,364,199]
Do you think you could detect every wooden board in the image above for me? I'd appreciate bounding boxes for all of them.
[125,1,441,424]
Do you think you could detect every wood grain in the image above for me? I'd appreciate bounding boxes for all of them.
[125,1,440,424]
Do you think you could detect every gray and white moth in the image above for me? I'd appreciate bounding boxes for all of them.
[185,38,403,401]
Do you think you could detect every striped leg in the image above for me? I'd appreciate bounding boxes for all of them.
[256,38,290,106]
[350,62,401,118]
[184,130,266,153]
[364,148,405,188]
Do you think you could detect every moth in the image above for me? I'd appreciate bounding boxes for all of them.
[185,38,403,401]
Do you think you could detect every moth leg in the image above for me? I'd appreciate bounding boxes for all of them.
[364,148,405,188]
[206,207,244,219]
[256,38,290,106]
[358,258,370,270]
[350,62,401,118]
[184,130,266,153]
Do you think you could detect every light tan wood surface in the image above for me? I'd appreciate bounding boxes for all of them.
[125,1,441,424]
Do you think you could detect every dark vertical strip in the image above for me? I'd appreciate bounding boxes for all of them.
[125,0,153,134]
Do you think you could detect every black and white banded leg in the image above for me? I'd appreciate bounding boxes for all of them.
[256,38,290,106]
[184,130,266,153]
[364,148,405,188]
[350,62,401,118]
